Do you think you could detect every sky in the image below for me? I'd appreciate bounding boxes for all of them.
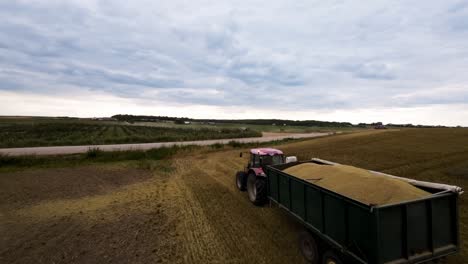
[1,1,468,126]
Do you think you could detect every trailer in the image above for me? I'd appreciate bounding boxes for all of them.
[236,149,463,264]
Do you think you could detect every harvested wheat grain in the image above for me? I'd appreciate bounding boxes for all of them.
[283,163,430,205]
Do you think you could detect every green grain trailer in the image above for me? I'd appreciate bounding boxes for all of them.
[261,158,462,264]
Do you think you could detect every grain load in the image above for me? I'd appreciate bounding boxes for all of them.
[283,163,430,205]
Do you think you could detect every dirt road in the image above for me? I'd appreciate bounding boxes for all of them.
[0,150,307,264]
[0,132,330,156]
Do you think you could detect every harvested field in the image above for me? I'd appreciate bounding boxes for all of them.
[283,163,430,205]
[0,166,154,208]
[1,128,467,263]
[0,158,306,264]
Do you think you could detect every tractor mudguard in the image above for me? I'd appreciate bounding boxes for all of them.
[249,168,266,177]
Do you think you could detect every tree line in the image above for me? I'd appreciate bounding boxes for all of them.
[111,115,456,128]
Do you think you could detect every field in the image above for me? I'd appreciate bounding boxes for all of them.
[1,128,467,263]
[131,120,365,134]
[0,117,261,148]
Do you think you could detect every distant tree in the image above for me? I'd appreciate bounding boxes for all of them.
[108,115,449,128]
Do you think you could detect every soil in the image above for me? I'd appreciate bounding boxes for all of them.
[0,165,179,264]
[0,155,307,264]
[0,166,153,209]
[283,163,430,205]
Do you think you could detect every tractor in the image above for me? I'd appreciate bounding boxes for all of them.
[236,148,296,205]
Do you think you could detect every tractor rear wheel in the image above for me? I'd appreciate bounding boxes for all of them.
[299,231,319,264]
[247,173,267,206]
[322,250,343,264]
[236,171,247,191]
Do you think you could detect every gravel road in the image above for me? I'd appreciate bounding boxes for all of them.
[0,132,331,156]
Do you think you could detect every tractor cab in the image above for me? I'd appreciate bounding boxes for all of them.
[247,148,285,169]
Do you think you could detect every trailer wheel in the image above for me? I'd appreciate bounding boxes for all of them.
[299,231,319,264]
[236,171,247,191]
[322,250,343,264]
[247,173,267,206]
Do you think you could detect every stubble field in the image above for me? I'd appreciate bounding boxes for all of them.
[1,128,467,263]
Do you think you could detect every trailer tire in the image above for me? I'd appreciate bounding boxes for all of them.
[247,173,267,206]
[299,231,319,264]
[236,171,247,191]
[322,250,343,264]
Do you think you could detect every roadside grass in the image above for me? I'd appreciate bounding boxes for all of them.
[0,136,317,172]
[0,145,195,172]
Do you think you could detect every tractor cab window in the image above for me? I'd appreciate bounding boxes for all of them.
[253,155,261,167]
[260,155,284,166]
[249,154,261,167]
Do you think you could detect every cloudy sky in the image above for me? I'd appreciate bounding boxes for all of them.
[1,0,468,125]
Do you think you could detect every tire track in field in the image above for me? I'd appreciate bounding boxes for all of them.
[170,155,306,264]
[168,159,235,263]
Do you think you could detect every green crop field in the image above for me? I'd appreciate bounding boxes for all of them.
[130,121,365,133]
[0,116,363,148]
[0,117,261,148]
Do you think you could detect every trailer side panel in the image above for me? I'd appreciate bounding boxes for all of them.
[266,161,460,264]
[267,166,374,263]
[376,193,459,263]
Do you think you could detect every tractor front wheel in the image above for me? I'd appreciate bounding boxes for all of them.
[236,171,247,191]
[247,173,267,206]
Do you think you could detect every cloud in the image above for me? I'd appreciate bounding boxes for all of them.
[337,62,397,80]
[0,0,468,125]
[392,85,468,105]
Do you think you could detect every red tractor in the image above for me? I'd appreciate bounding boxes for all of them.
[236,148,295,205]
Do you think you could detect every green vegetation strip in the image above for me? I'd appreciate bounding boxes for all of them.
[0,122,261,148]
[0,137,307,172]
[0,146,189,172]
